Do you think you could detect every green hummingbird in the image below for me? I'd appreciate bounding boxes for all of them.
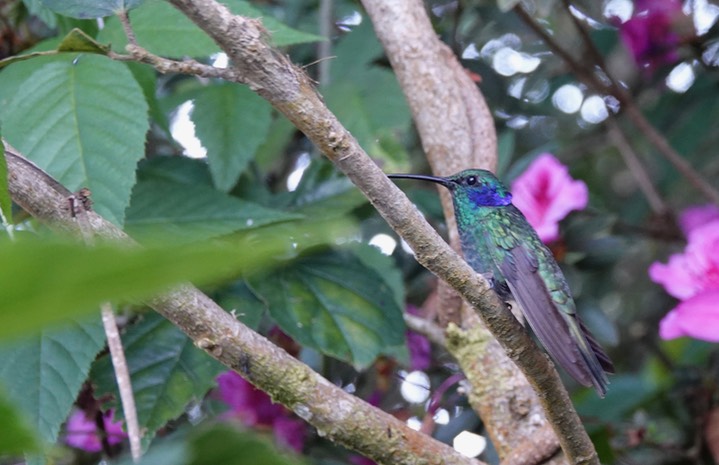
[389,169,614,396]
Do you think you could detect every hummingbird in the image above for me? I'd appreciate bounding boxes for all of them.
[389,169,614,396]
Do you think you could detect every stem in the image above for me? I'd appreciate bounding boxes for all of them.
[101,305,142,461]
[318,0,332,87]
[69,192,142,462]
[404,313,446,347]
[117,9,138,46]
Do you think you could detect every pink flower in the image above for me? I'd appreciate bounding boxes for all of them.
[216,371,306,452]
[64,408,126,452]
[650,221,719,341]
[619,0,687,71]
[659,290,719,341]
[679,204,719,236]
[511,153,588,243]
[649,222,719,300]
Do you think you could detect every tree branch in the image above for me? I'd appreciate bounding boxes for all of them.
[3,141,484,465]
[360,0,564,461]
[163,1,600,463]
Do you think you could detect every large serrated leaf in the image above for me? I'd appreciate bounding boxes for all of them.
[125,178,303,243]
[0,317,105,444]
[1,56,149,226]
[91,313,225,439]
[192,84,272,192]
[42,0,144,18]
[98,0,321,59]
[250,249,405,368]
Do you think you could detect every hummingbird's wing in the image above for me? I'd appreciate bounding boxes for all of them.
[489,209,610,396]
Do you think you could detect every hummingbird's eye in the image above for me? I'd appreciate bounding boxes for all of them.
[466,176,477,186]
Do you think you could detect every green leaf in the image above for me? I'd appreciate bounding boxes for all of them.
[250,249,405,368]
[98,0,321,59]
[0,41,64,92]
[0,142,11,228]
[349,243,404,310]
[216,281,266,330]
[0,318,105,443]
[125,178,303,244]
[0,388,41,456]
[287,161,368,218]
[0,28,109,69]
[324,24,411,170]
[137,156,214,187]
[0,223,349,339]
[92,313,225,440]
[57,28,110,54]
[192,84,272,192]
[23,0,58,28]
[113,423,305,465]
[41,0,144,18]
[188,424,306,465]
[575,374,659,422]
[113,439,189,465]
[1,56,149,225]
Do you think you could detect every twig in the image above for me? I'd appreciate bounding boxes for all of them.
[117,9,138,46]
[514,3,719,206]
[606,118,668,214]
[100,304,142,461]
[163,2,600,463]
[109,46,241,81]
[318,0,332,87]
[68,191,143,462]
[5,140,483,465]
[404,313,446,347]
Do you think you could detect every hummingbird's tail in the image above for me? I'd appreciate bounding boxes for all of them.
[565,315,613,397]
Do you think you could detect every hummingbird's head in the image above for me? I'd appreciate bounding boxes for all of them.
[444,169,512,207]
[388,169,512,207]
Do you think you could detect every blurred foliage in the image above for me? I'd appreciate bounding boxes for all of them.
[0,0,717,464]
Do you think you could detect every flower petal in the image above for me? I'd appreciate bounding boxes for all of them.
[511,153,588,243]
[659,290,719,342]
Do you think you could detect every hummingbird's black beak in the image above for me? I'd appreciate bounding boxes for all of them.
[387,173,452,188]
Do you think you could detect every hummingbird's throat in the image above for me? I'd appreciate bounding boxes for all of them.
[468,188,513,207]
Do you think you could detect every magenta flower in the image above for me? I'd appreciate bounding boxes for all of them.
[511,153,588,243]
[216,371,306,452]
[650,221,719,341]
[619,0,687,71]
[679,204,719,236]
[64,408,126,452]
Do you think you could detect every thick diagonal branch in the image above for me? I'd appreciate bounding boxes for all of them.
[164,1,599,463]
[4,142,482,465]
[361,0,563,461]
